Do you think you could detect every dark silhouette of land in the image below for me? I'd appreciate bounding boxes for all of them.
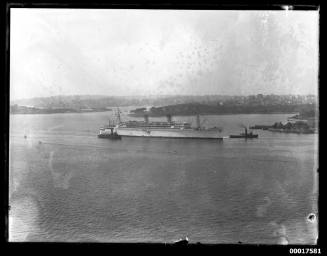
[130,103,316,117]
[10,105,111,114]
[10,94,317,115]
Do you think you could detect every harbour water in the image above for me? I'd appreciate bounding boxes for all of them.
[9,111,318,243]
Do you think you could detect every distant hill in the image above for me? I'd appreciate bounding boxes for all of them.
[130,102,317,117]
[11,94,317,110]
[11,95,219,109]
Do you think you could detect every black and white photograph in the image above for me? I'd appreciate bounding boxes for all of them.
[8,6,319,245]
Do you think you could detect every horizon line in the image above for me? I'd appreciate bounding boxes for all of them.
[11,93,319,102]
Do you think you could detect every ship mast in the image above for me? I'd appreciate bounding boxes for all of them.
[116,108,121,124]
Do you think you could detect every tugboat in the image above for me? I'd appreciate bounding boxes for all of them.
[98,126,121,139]
[98,119,121,139]
[230,127,258,139]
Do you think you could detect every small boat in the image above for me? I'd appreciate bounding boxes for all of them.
[98,126,121,140]
[230,128,258,139]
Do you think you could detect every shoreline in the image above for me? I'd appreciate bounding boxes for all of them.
[128,111,300,117]
[10,111,299,116]
[10,109,112,115]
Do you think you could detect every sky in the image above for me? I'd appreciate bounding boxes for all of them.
[10,9,319,100]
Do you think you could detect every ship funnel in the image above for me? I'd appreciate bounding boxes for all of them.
[166,114,172,123]
[144,114,149,123]
[196,114,201,129]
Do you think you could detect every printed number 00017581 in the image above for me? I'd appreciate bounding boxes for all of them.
[289,248,321,254]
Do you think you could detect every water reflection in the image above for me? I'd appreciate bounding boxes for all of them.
[48,151,74,189]
[9,197,40,241]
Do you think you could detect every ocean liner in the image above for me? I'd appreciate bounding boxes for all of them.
[98,109,223,140]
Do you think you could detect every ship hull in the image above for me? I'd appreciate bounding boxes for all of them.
[97,134,121,139]
[229,135,258,138]
[116,128,223,140]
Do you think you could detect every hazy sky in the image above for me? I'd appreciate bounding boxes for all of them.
[10,9,319,100]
